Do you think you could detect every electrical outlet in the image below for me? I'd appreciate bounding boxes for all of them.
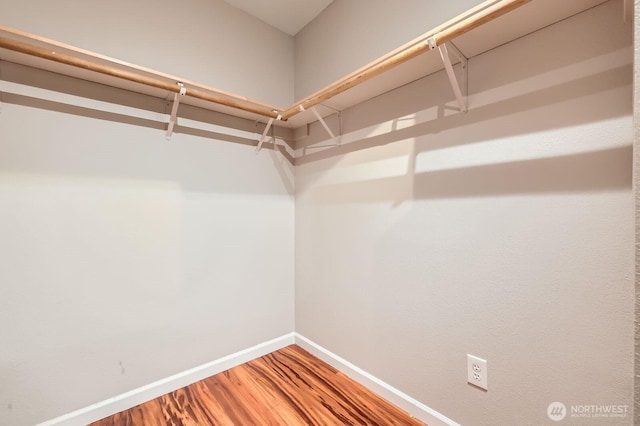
[467,354,488,390]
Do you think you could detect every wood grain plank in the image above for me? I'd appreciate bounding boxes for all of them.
[91,345,426,426]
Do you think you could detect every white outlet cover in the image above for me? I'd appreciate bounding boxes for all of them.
[467,354,488,390]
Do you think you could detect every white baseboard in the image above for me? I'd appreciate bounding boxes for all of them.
[38,332,457,426]
[37,333,296,426]
[294,333,460,426]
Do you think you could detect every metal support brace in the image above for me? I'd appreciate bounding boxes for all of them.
[309,106,339,145]
[445,42,468,71]
[428,38,467,113]
[256,117,275,152]
[255,110,282,152]
[320,104,343,141]
[166,82,186,140]
[446,42,468,108]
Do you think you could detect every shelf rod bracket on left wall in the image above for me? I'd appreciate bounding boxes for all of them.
[256,110,282,152]
[166,82,186,140]
[256,117,275,152]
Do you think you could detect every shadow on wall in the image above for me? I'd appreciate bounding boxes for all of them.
[0,61,294,145]
[307,146,631,205]
[1,90,295,164]
[297,60,632,204]
[0,61,295,196]
[0,100,294,197]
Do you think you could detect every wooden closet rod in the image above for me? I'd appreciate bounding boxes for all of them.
[280,0,531,120]
[0,34,283,119]
[0,0,530,123]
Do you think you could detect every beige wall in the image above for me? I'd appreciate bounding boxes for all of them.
[0,5,296,422]
[295,1,634,424]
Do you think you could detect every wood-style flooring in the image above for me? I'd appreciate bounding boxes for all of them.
[91,344,425,425]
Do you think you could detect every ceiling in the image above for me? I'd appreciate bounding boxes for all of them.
[223,0,334,36]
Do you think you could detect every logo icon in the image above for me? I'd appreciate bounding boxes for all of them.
[547,402,567,422]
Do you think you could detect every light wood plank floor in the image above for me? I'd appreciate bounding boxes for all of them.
[91,344,425,425]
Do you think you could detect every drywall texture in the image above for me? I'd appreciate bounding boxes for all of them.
[0,95,295,424]
[0,0,294,106]
[295,1,634,425]
[293,0,483,100]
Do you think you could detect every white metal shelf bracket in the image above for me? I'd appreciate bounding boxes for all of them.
[428,38,468,113]
[256,117,275,152]
[256,111,282,152]
[166,82,186,140]
[309,106,339,145]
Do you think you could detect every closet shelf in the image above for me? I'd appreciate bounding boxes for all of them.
[281,0,531,120]
[0,25,284,121]
[0,0,608,129]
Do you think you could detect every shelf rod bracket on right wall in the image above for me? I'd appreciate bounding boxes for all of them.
[429,38,468,113]
[309,106,339,145]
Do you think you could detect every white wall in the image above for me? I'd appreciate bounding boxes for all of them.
[0,77,294,426]
[295,1,634,425]
[293,0,483,100]
[0,0,294,106]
